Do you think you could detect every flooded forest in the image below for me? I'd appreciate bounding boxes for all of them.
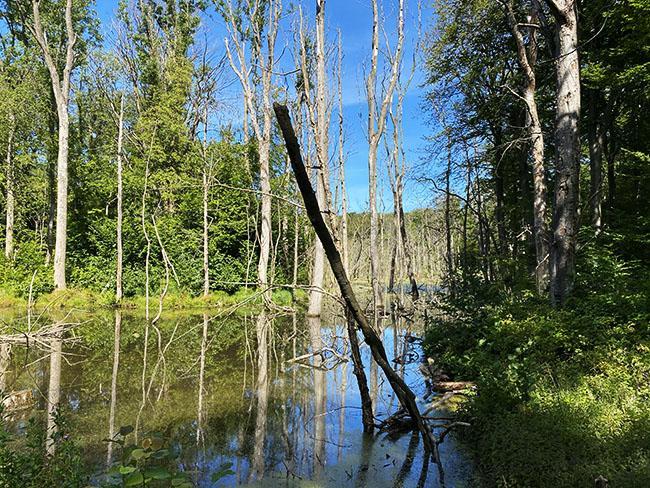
[1,0,649,487]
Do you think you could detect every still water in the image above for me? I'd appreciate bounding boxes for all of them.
[1,307,472,487]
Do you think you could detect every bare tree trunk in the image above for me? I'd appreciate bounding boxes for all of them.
[46,107,56,264]
[398,199,418,299]
[444,142,455,292]
[292,205,299,302]
[202,170,210,296]
[202,104,210,297]
[116,95,124,302]
[222,0,281,301]
[504,0,550,294]
[0,343,10,392]
[366,0,405,322]
[30,0,77,290]
[295,1,332,317]
[546,0,581,306]
[258,131,272,298]
[336,30,349,274]
[4,123,15,260]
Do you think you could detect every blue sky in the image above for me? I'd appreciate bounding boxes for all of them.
[94,0,436,213]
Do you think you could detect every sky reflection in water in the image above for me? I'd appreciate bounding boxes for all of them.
[2,310,472,487]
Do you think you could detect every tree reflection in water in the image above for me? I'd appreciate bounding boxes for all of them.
[1,309,472,487]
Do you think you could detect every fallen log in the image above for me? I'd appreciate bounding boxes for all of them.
[434,381,476,392]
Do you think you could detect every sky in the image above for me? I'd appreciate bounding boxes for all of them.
[94,0,437,213]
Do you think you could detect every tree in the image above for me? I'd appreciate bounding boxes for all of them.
[28,0,78,290]
[502,0,550,294]
[366,0,404,322]
[296,1,335,317]
[542,0,581,306]
[219,0,282,300]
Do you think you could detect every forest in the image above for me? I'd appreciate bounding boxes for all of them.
[0,0,648,487]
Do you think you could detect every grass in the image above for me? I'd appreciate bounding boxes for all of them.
[0,286,307,314]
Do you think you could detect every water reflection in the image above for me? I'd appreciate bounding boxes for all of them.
[250,311,269,482]
[1,309,472,486]
[107,310,122,465]
[0,342,10,392]
[46,334,62,455]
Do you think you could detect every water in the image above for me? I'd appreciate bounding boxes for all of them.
[0,307,472,487]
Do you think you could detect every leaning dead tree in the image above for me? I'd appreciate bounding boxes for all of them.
[274,103,441,464]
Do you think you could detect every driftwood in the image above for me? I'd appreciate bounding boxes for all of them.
[434,381,476,392]
[274,103,442,469]
[2,389,35,412]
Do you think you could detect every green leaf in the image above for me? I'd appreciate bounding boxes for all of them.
[119,466,137,475]
[124,471,144,486]
[211,469,235,482]
[144,466,171,480]
[152,448,169,459]
[130,448,146,461]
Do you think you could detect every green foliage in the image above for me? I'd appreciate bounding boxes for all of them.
[424,242,650,486]
[102,426,193,487]
[0,410,88,488]
[0,241,53,298]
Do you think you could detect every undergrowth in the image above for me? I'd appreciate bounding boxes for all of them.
[424,243,650,487]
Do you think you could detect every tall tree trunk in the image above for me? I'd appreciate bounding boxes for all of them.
[366,0,405,323]
[606,146,616,212]
[494,130,507,255]
[45,97,56,265]
[221,0,281,302]
[337,30,349,275]
[444,143,455,292]
[547,0,581,306]
[53,108,69,290]
[0,343,10,392]
[301,0,331,317]
[203,169,210,297]
[31,0,77,290]
[397,185,419,300]
[588,91,604,234]
[116,95,124,302]
[504,0,550,294]
[4,123,15,260]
